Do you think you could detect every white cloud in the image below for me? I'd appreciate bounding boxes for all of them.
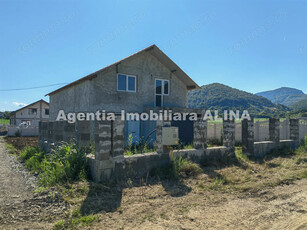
[13,102,28,108]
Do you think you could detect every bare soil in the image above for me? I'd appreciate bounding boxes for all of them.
[0,139,306,229]
[0,139,68,230]
[89,179,306,230]
[4,136,38,151]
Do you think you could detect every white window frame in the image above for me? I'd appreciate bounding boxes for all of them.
[117,73,136,92]
[28,108,37,115]
[155,79,170,107]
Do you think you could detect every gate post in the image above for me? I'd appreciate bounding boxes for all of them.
[193,114,207,149]
[269,118,280,146]
[112,115,125,157]
[290,118,299,147]
[242,118,254,157]
[155,113,171,154]
[223,119,235,156]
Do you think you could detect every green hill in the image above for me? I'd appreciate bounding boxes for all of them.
[188,83,289,117]
[289,99,307,111]
[256,87,307,106]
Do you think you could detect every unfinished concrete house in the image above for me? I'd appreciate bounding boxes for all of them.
[46,44,200,144]
[10,99,49,127]
[40,46,303,182]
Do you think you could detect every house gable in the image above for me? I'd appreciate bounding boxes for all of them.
[47,45,199,96]
[49,50,192,120]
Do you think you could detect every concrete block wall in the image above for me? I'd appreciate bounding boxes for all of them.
[40,117,302,183]
[155,118,171,154]
[242,118,254,157]
[76,120,91,148]
[63,122,75,143]
[290,119,300,147]
[241,118,300,158]
[223,119,235,156]
[269,118,280,145]
[193,117,207,149]
[91,116,125,182]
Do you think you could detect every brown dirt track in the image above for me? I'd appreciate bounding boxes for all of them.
[0,138,306,229]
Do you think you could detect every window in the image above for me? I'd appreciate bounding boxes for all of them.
[45,109,49,115]
[21,120,31,126]
[155,79,170,107]
[28,108,37,115]
[164,80,169,95]
[117,74,136,92]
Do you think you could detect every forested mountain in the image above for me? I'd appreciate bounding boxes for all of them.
[289,99,307,111]
[256,87,307,106]
[188,83,289,117]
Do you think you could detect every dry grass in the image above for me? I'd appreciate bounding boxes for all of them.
[50,146,307,229]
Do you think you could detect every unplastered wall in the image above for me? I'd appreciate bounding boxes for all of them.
[49,51,188,120]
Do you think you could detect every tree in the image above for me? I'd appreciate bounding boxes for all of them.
[2,111,10,119]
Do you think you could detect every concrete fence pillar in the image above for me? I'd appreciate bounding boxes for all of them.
[223,119,235,156]
[242,118,254,157]
[155,117,171,154]
[95,120,112,161]
[290,118,299,146]
[269,118,280,146]
[112,115,125,157]
[255,121,260,141]
[193,115,207,149]
[92,120,114,182]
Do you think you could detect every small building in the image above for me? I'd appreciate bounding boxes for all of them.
[46,45,200,144]
[10,99,49,127]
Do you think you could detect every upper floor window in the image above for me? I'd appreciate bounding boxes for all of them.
[45,109,49,115]
[28,108,37,115]
[117,74,136,92]
[155,79,170,107]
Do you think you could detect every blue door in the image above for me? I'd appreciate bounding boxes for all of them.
[127,120,140,144]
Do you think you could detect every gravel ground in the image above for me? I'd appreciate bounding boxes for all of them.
[0,139,68,230]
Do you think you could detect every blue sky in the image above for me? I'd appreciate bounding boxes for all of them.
[0,0,306,111]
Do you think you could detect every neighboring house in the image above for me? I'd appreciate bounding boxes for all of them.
[47,44,200,143]
[10,99,50,127]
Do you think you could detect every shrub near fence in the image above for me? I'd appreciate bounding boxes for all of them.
[20,142,89,187]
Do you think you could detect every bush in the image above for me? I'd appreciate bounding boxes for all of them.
[20,146,43,161]
[20,143,89,187]
[39,142,88,187]
[25,154,44,172]
[15,129,21,137]
[152,157,202,179]
[172,156,202,178]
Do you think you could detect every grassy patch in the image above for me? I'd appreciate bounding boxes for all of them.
[203,146,307,192]
[0,119,9,124]
[152,157,202,180]
[17,143,89,187]
[173,156,202,178]
[124,134,156,156]
[54,214,97,229]
[4,142,18,155]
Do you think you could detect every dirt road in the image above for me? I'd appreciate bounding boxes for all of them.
[88,178,307,230]
[0,139,306,229]
[0,139,68,230]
